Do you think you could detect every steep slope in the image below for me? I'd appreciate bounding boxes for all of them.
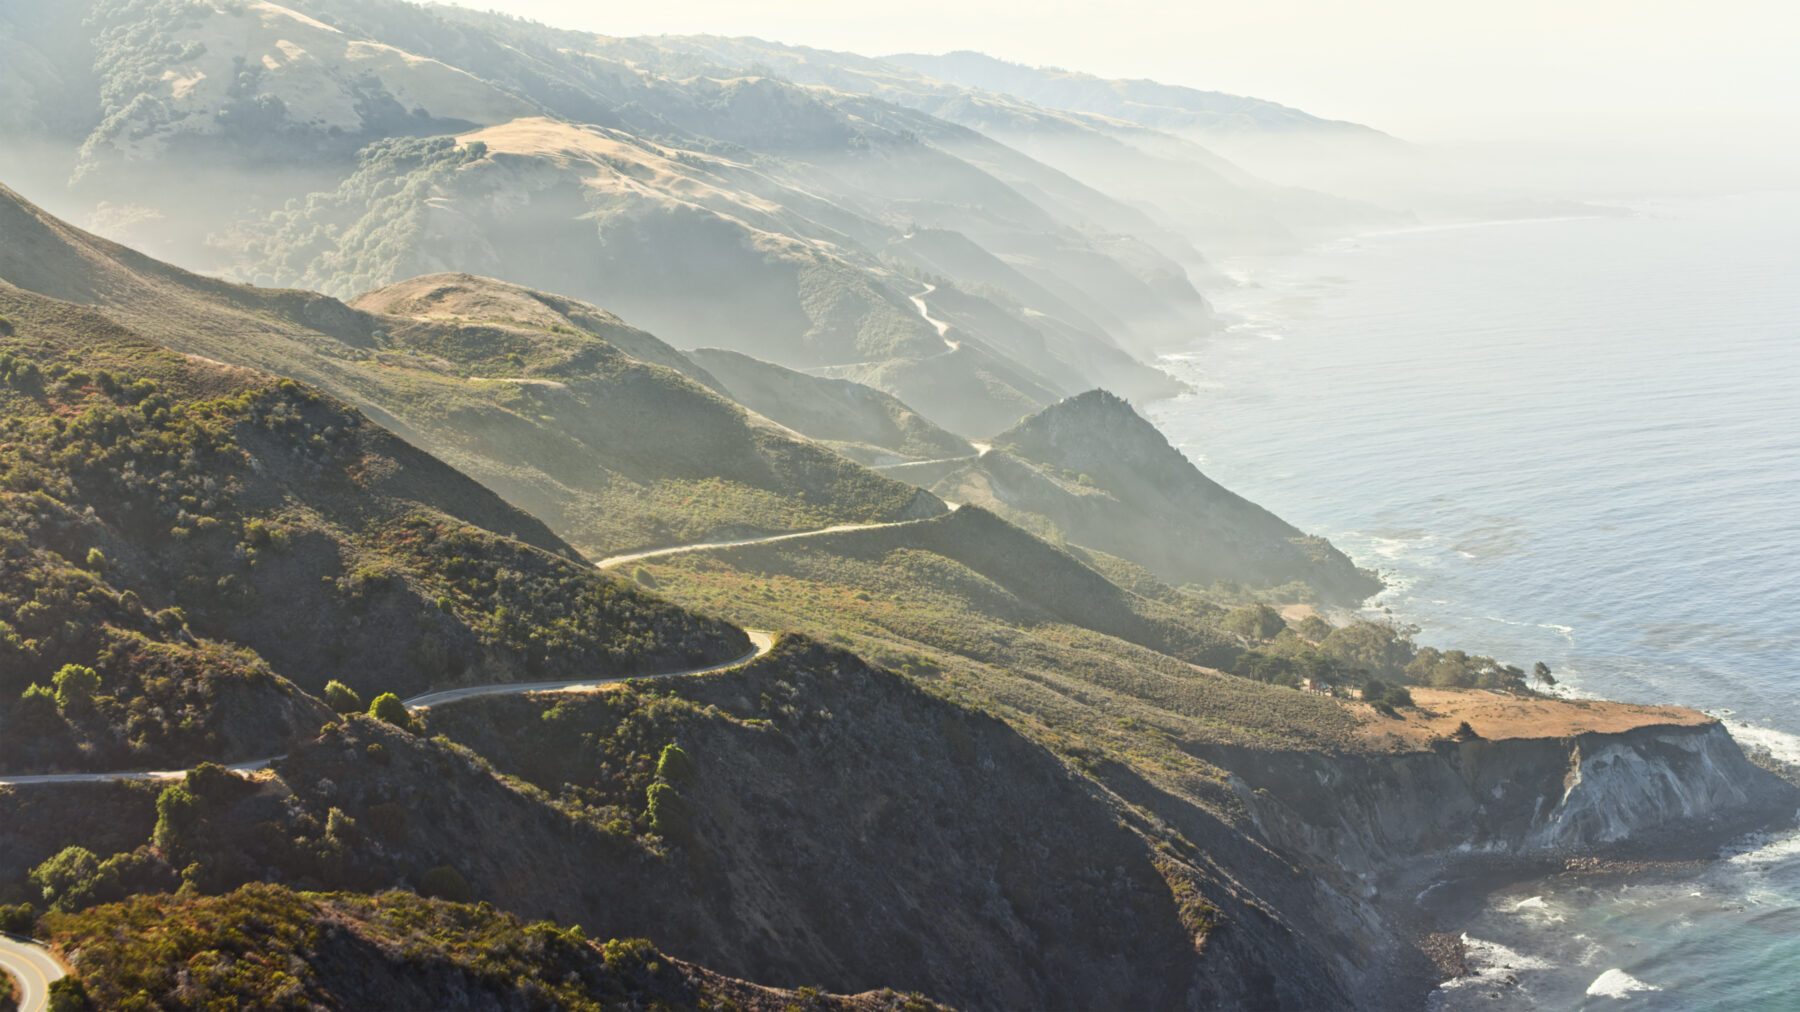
[2,0,1221,424]
[686,347,973,463]
[0,185,946,557]
[41,884,939,1011]
[5,641,1388,1009]
[350,270,727,392]
[602,33,1401,257]
[932,391,1381,603]
[0,279,748,773]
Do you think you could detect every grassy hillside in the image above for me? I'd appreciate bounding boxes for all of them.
[0,281,747,771]
[2,0,1237,431]
[1,637,1383,1009]
[687,346,972,463]
[928,391,1382,604]
[0,185,946,558]
[625,515,1364,758]
[41,883,939,1011]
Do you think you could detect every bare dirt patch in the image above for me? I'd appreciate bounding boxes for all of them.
[1353,688,1712,750]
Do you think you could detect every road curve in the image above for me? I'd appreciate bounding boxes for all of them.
[2,505,950,784]
[911,283,960,352]
[593,517,939,571]
[0,934,65,1012]
[406,630,775,709]
[0,633,778,787]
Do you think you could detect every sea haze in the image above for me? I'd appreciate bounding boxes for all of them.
[1148,190,1800,1008]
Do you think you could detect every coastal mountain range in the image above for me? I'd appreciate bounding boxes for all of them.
[0,3,1792,1010]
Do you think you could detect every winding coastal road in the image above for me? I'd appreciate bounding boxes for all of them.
[404,631,774,709]
[1,514,955,788]
[0,513,964,1000]
[868,443,991,472]
[0,934,65,1012]
[911,283,959,352]
[593,517,940,570]
[0,632,778,788]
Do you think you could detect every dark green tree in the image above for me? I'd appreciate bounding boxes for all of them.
[647,782,694,840]
[28,847,102,912]
[52,664,100,712]
[1222,604,1286,641]
[17,682,59,724]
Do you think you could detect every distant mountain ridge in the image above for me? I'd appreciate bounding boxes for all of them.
[887,50,1394,137]
[0,183,946,559]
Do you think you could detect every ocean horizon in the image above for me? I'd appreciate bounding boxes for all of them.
[1149,190,1800,1008]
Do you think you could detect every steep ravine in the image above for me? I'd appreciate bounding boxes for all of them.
[1212,720,1799,899]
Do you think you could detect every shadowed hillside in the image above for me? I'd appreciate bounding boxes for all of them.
[0,185,947,557]
[688,346,974,463]
[931,390,1382,604]
[0,280,746,772]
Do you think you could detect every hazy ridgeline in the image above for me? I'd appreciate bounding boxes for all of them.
[0,2,1793,1010]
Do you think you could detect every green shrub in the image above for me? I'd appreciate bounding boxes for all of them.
[322,679,361,714]
[84,547,107,571]
[602,936,657,970]
[1293,615,1333,643]
[152,784,201,860]
[52,664,100,711]
[633,566,657,588]
[654,743,695,783]
[326,807,360,844]
[368,692,414,731]
[1360,679,1413,709]
[0,901,35,934]
[646,782,693,840]
[417,865,471,903]
[17,682,58,723]
[47,976,90,1012]
[29,847,102,912]
[1221,604,1286,641]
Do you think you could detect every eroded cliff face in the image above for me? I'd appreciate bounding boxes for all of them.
[1212,722,1798,892]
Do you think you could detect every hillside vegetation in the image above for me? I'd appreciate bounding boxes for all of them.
[0,186,946,558]
[689,346,973,463]
[42,883,941,1011]
[4,639,1388,1009]
[0,0,1249,431]
[0,280,746,771]
[927,390,1382,604]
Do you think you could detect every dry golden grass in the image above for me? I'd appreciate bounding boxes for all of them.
[1351,688,1711,751]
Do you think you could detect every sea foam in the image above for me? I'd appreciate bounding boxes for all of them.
[1585,968,1660,998]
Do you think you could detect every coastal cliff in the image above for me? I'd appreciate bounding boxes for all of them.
[1217,718,1798,893]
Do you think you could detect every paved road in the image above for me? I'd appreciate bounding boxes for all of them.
[406,630,774,709]
[0,756,283,788]
[2,505,958,786]
[0,633,779,787]
[868,443,991,472]
[0,934,65,1012]
[593,516,943,571]
[911,283,959,351]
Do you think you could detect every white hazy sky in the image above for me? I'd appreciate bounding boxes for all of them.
[464,0,1799,150]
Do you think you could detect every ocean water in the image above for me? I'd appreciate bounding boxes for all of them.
[1145,191,1800,1008]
